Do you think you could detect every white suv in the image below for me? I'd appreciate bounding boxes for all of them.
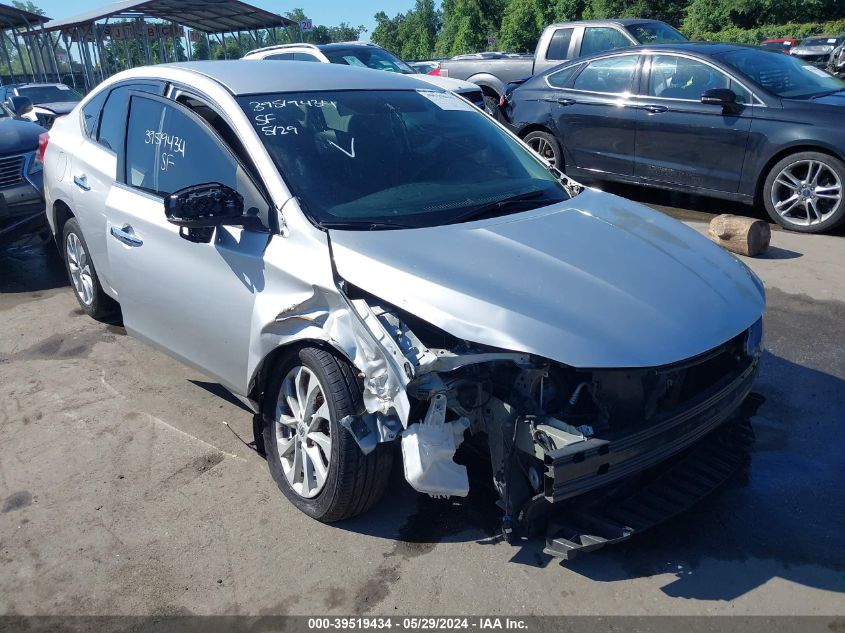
[242,41,491,112]
[42,60,764,555]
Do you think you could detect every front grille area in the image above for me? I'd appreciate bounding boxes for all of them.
[0,155,25,188]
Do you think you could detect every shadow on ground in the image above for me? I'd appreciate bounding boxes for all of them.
[0,241,67,295]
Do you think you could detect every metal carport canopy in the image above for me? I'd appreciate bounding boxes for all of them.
[0,3,50,29]
[35,0,296,34]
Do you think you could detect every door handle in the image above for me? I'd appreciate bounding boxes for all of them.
[110,224,143,247]
[73,175,91,191]
[556,97,576,106]
[644,104,668,114]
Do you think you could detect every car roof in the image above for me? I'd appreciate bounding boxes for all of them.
[157,60,436,95]
[631,42,756,55]
[4,82,69,89]
[547,18,670,27]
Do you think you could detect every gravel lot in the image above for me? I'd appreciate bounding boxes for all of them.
[1,194,843,618]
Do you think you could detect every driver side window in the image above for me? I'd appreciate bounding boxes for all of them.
[123,94,270,228]
[648,55,750,103]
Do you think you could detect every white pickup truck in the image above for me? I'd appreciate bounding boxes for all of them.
[440,19,687,109]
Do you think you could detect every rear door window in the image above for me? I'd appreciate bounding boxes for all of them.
[546,28,575,61]
[580,27,632,57]
[573,55,638,94]
[293,53,321,62]
[81,89,108,138]
[547,64,582,88]
[98,82,163,153]
[266,53,294,60]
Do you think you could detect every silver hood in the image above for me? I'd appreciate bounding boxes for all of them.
[329,189,765,369]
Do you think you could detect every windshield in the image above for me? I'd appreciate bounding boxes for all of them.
[717,48,845,98]
[240,90,572,229]
[322,47,416,74]
[17,85,82,103]
[626,22,688,44]
[798,37,840,47]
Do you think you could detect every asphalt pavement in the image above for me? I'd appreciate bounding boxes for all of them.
[0,195,843,618]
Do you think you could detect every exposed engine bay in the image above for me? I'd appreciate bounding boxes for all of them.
[335,283,762,552]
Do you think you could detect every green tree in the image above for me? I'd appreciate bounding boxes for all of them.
[12,1,45,15]
[284,8,366,44]
[583,0,686,26]
[499,0,546,52]
[371,11,406,54]
[548,0,587,21]
[683,0,845,34]
[398,0,440,60]
[435,0,488,57]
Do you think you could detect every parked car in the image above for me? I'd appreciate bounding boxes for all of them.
[439,19,688,110]
[408,60,442,74]
[828,42,845,78]
[502,43,845,233]
[790,35,844,68]
[759,38,799,54]
[43,61,765,555]
[242,42,489,113]
[0,100,47,245]
[0,82,83,129]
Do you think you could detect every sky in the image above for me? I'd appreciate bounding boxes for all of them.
[30,1,422,37]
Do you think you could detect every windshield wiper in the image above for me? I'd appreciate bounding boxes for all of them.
[810,90,843,99]
[449,190,560,225]
[321,220,418,231]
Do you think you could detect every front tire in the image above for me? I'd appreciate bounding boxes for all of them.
[262,346,393,522]
[62,218,118,320]
[763,151,845,233]
[523,130,563,170]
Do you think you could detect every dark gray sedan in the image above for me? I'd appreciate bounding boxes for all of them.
[503,43,845,233]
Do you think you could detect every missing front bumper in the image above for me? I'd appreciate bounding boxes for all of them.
[543,360,758,504]
[543,411,756,559]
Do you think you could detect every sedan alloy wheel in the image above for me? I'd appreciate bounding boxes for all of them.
[771,159,842,227]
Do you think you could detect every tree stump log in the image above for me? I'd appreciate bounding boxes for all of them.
[708,214,771,257]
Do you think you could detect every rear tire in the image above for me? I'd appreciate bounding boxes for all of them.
[62,218,118,320]
[262,346,393,522]
[483,93,500,117]
[762,151,845,233]
[523,130,563,170]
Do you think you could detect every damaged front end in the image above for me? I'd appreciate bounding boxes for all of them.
[337,284,763,558]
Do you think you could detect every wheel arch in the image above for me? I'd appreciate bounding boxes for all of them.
[248,336,354,410]
[518,123,555,139]
[51,198,74,245]
[755,144,845,206]
[465,73,505,97]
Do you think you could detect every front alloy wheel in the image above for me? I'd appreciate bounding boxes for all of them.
[275,365,332,499]
[263,347,394,522]
[764,152,845,233]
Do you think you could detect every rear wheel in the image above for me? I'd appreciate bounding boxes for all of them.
[262,346,393,522]
[62,218,118,320]
[523,130,563,170]
[763,151,845,233]
[483,93,500,117]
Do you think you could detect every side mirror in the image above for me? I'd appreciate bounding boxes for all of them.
[164,183,245,243]
[701,88,738,110]
[9,96,33,117]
